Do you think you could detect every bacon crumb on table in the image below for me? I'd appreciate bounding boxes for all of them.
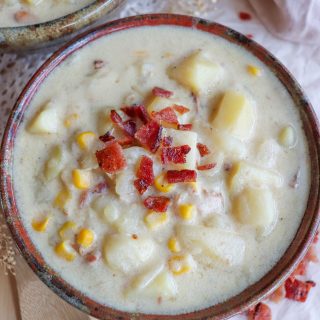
[143,196,171,212]
[284,278,316,302]
[247,303,271,320]
[239,11,252,21]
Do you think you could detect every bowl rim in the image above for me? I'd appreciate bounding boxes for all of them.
[1,13,320,320]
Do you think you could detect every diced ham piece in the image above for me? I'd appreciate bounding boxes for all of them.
[173,104,190,115]
[197,163,216,171]
[247,303,271,320]
[134,120,163,153]
[121,104,150,124]
[152,87,173,98]
[285,278,316,302]
[143,196,171,212]
[134,156,154,194]
[197,143,211,157]
[162,136,173,147]
[151,107,178,125]
[177,124,192,131]
[161,145,191,164]
[110,110,137,137]
[96,140,127,174]
[167,170,197,183]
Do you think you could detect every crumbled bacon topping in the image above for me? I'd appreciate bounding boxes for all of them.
[285,278,316,302]
[96,140,127,174]
[99,131,115,143]
[110,110,137,137]
[167,170,197,183]
[79,181,108,209]
[177,124,192,131]
[134,120,163,153]
[121,104,150,124]
[173,104,190,115]
[143,196,171,212]
[197,163,216,171]
[197,143,211,157]
[152,87,173,98]
[247,303,271,320]
[161,145,191,164]
[151,107,178,125]
[134,156,154,194]
[162,136,173,147]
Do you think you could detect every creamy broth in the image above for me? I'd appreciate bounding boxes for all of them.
[13,26,310,314]
[0,0,93,27]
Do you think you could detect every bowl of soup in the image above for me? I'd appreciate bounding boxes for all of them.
[0,0,124,51]
[1,14,319,319]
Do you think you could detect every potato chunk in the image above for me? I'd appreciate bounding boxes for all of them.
[44,145,64,181]
[176,225,245,266]
[228,161,283,194]
[164,128,197,170]
[103,234,155,273]
[145,271,178,298]
[232,187,277,234]
[28,103,59,134]
[168,51,223,94]
[146,96,173,113]
[212,91,256,140]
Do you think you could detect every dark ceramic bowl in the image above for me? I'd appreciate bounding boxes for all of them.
[0,0,124,51]
[1,14,320,320]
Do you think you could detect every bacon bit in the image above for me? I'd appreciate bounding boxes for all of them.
[167,170,197,183]
[79,182,108,209]
[93,60,105,69]
[143,196,171,212]
[247,34,254,39]
[132,234,138,240]
[173,104,190,115]
[151,107,179,125]
[247,303,271,320]
[110,110,137,137]
[99,131,115,143]
[96,140,127,174]
[196,143,211,157]
[177,124,192,131]
[161,145,191,164]
[121,104,150,124]
[197,163,216,171]
[269,284,285,303]
[162,136,173,147]
[117,135,135,147]
[134,156,154,194]
[134,120,163,153]
[152,87,173,98]
[239,11,252,21]
[285,278,316,302]
[85,251,101,263]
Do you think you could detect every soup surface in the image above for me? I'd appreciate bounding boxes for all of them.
[13,26,310,314]
[0,0,93,27]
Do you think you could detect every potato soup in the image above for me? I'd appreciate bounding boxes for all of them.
[13,26,310,314]
[0,0,93,27]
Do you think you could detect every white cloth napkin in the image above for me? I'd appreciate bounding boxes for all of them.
[248,0,320,44]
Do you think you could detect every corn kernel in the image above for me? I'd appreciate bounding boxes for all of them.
[59,221,77,239]
[247,64,261,77]
[178,204,195,221]
[144,212,168,230]
[154,173,174,193]
[76,228,95,248]
[76,131,96,150]
[278,125,296,148]
[54,241,76,262]
[64,113,79,128]
[168,255,193,275]
[32,216,50,232]
[72,169,92,190]
[167,237,181,253]
[53,186,71,209]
